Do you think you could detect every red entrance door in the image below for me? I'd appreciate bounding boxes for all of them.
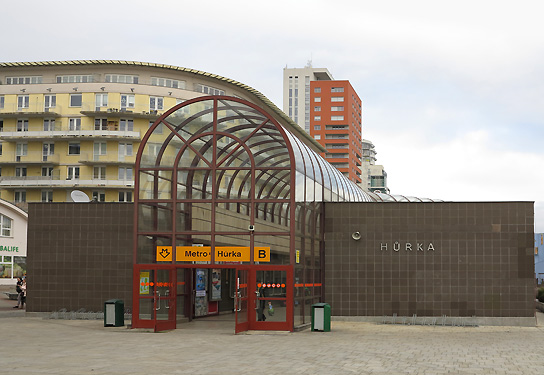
[234,268,249,333]
[234,267,293,333]
[133,266,176,332]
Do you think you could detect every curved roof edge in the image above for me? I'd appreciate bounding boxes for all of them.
[0,60,326,153]
[0,198,28,219]
[366,191,444,202]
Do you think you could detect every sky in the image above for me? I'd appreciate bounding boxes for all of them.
[3,0,544,231]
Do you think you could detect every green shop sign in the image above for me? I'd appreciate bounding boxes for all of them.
[0,246,19,252]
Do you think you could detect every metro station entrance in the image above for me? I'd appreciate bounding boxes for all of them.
[133,265,293,333]
[133,97,325,333]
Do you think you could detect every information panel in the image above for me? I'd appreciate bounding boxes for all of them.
[156,246,270,262]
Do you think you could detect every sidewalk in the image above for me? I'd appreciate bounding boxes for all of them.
[1,289,544,375]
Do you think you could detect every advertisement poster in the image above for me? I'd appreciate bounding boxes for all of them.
[140,272,150,295]
[195,269,208,316]
[210,269,221,301]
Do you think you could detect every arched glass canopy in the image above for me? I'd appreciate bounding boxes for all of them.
[136,97,376,208]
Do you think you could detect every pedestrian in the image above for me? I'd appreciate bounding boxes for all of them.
[257,283,267,321]
[13,277,23,308]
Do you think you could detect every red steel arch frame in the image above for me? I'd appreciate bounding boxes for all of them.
[132,96,299,332]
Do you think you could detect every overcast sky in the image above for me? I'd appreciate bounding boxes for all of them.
[4,0,544,231]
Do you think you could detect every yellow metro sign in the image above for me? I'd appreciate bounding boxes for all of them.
[156,246,270,262]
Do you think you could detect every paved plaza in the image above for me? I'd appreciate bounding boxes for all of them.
[1,291,544,374]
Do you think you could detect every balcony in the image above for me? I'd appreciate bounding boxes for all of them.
[0,103,62,118]
[0,124,141,141]
[0,173,134,188]
[80,102,162,119]
[78,152,136,165]
[0,151,61,165]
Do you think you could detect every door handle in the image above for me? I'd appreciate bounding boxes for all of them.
[236,291,242,312]
[165,290,170,309]
[155,290,161,311]
[255,290,259,310]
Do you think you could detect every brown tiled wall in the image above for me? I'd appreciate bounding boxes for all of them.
[27,203,133,313]
[323,202,535,318]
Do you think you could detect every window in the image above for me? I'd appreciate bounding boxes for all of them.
[17,95,29,109]
[92,191,105,202]
[331,96,344,102]
[0,141,2,156]
[119,119,133,131]
[93,142,107,158]
[14,191,26,203]
[105,74,138,84]
[0,214,12,236]
[15,167,27,177]
[41,190,53,202]
[68,143,80,155]
[314,125,321,130]
[326,125,348,130]
[195,84,225,96]
[118,143,133,157]
[42,143,54,161]
[42,167,53,177]
[314,135,321,140]
[149,96,164,110]
[0,95,4,109]
[67,166,80,180]
[93,166,106,180]
[56,75,93,83]
[314,106,321,112]
[148,143,161,157]
[314,116,321,121]
[314,87,321,93]
[15,143,27,161]
[43,119,55,131]
[151,77,185,89]
[120,94,135,109]
[16,120,28,132]
[331,106,344,111]
[149,120,163,134]
[94,118,108,130]
[331,116,344,121]
[119,167,133,180]
[70,94,82,107]
[69,118,81,131]
[118,191,133,202]
[314,97,321,102]
[7,76,42,85]
[95,93,108,109]
[331,87,344,93]
[44,95,56,110]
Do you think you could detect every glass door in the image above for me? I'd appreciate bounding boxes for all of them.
[234,268,249,333]
[154,268,176,332]
[133,266,176,332]
[253,267,293,331]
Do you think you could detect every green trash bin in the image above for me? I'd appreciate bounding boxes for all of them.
[104,299,124,327]
[311,303,331,332]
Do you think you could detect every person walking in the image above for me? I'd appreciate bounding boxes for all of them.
[13,277,23,308]
[20,277,27,309]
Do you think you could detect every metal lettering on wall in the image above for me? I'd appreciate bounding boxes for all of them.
[380,242,436,252]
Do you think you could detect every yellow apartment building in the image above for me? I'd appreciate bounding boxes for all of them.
[0,60,321,208]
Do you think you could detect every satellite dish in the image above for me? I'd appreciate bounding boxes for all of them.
[70,190,90,203]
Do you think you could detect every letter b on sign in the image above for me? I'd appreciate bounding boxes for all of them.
[254,247,270,262]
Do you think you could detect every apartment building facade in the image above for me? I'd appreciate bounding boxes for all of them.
[310,80,363,184]
[0,61,321,207]
[282,65,333,133]
[361,139,389,193]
